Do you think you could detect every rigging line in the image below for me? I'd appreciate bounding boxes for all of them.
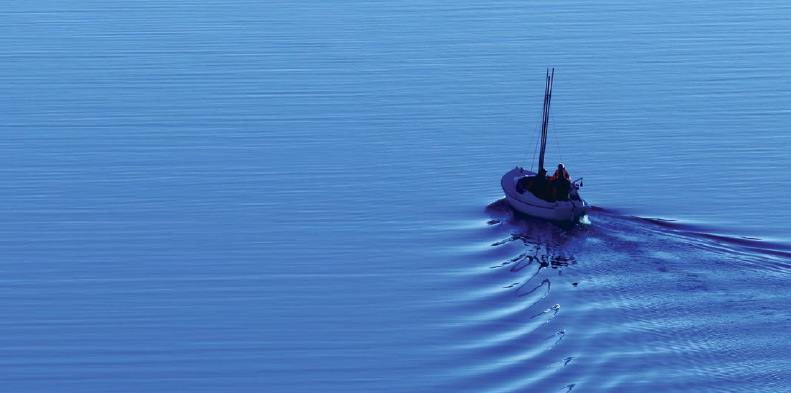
[533,71,550,171]
[526,79,545,171]
[520,86,543,170]
[538,68,553,173]
[538,71,548,171]
[550,109,563,164]
[528,118,541,171]
[523,101,543,171]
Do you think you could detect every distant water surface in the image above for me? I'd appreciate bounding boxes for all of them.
[0,1,790,392]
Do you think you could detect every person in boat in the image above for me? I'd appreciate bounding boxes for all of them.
[550,163,570,182]
[532,168,550,199]
[550,163,571,201]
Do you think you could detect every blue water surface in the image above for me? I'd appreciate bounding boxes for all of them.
[1,1,790,392]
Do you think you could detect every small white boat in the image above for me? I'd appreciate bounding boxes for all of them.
[501,69,590,222]
[501,167,589,222]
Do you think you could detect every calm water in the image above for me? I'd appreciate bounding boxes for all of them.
[1,1,790,392]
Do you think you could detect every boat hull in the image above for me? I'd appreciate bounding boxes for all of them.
[501,167,590,222]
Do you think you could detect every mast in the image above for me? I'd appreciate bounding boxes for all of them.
[537,68,554,174]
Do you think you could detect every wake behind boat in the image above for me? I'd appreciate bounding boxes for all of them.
[501,69,590,222]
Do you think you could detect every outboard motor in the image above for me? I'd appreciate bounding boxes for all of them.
[569,178,583,201]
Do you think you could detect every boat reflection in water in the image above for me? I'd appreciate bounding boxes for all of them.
[485,198,584,314]
[444,197,588,389]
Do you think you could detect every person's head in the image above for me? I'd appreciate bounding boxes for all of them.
[557,163,565,171]
[538,168,547,176]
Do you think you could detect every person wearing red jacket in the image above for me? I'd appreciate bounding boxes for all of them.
[550,163,570,182]
[550,163,571,201]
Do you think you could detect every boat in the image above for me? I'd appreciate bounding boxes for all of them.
[501,68,590,222]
